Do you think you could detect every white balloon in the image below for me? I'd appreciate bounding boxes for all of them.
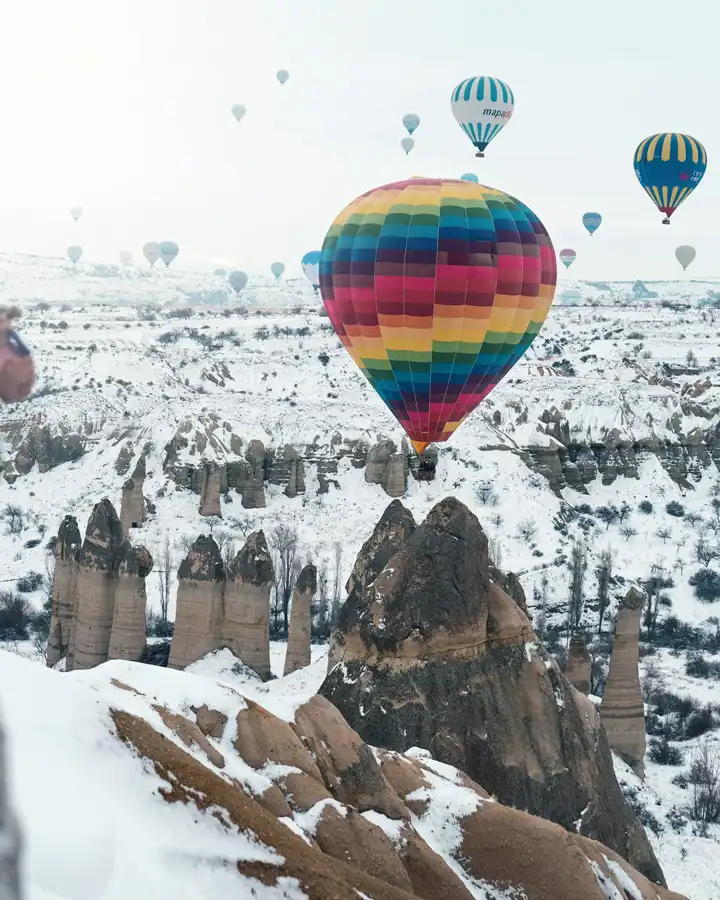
[119,250,133,266]
[70,205,83,222]
[450,76,515,157]
[302,261,319,288]
[158,241,179,268]
[276,69,289,85]
[228,270,248,294]
[143,242,160,266]
[675,245,696,271]
[401,137,415,155]
[67,245,83,264]
[270,261,285,278]
[231,104,246,123]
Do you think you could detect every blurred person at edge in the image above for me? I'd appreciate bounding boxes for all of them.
[0,305,35,403]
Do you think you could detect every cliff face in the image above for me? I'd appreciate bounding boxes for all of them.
[320,497,665,887]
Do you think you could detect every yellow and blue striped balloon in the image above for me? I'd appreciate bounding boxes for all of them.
[634,133,707,224]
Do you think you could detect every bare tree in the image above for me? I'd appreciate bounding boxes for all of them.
[3,505,24,535]
[474,483,497,506]
[331,540,343,610]
[517,519,538,542]
[707,513,720,537]
[533,574,549,641]
[595,548,613,633]
[655,527,671,544]
[695,539,718,569]
[687,740,720,825]
[619,524,637,542]
[488,536,503,569]
[567,541,588,636]
[617,502,632,524]
[644,560,666,640]
[214,529,236,567]
[157,533,172,630]
[269,523,300,634]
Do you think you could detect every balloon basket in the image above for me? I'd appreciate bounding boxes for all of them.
[475,151,485,158]
[662,218,670,225]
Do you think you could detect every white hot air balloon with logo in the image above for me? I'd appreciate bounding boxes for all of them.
[451,75,515,157]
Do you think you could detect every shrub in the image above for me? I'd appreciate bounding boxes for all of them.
[685,653,720,680]
[686,741,720,824]
[0,591,31,640]
[16,571,44,593]
[318,352,330,366]
[638,500,653,514]
[684,706,716,740]
[475,483,498,506]
[2,504,25,534]
[689,568,720,602]
[666,501,685,518]
[648,737,684,765]
[672,772,690,790]
[254,326,270,340]
[168,308,193,319]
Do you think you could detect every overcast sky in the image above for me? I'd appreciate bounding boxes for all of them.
[0,0,716,279]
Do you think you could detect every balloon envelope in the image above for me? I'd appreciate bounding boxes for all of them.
[320,178,556,454]
[159,241,179,268]
[67,245,83,264]
[460,173,479,182]
[119,250,133,266]
[143,242,160,266]
[582,212,602,235]
[675,245,696,270]
[402,113,420,135]
[559,289,582,306]
[401,137,415,155]
[270,261,285,278]
[301,250,321,288]
[70,205,83,222]
[228,270,249,294]
[231,104,246,122]
[559,248,576,269]
[634,133,707,224]
[276,69,289,85]
[451,76,514,156]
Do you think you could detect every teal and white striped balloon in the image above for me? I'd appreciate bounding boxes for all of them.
[450,76,515,157]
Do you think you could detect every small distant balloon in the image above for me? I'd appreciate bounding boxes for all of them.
[582,212,602,236]
[460,173,478,182]
[559,249,577,269]
[276,69,289,86]
[214,268,228,277]
[451,76,514,157]
[270,261,285,279]
[402,113,420,135]
[70,206,83,222]
[401,137,415,155]
[159,241,179,268]
[119,250,133,266]
[143,242,160,267]
[675,245,696,271]
[559,289,582,306]
[67,245,83,265]
[228,270,249,295]
[301,250,321,292]
[231,104,246,123]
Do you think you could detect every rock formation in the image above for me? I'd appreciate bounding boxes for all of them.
[119,455,146,531]
[321,498,664,886]
[198,461,223,517]
[0,706,21,900]
[107,545,154,662]
[284,564,317,675]
[167,536,225,671]
[222,532,274,679]
[168,531,275,678]
[365,439,408,497]
[565,633,592,695]
[243,439,267,508]
[600,585,647,777]
[46,515,81,669]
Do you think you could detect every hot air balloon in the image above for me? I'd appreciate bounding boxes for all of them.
[634,133,707,225]
[460,173,479,182]
[675,245,696,270]
[401,137,415,155]
[67,245,83,265]
[214,268,228,277]
[276,69,289,86]
[582,212,602,235]
[231,104,246,123]
[143,242,160,267]
[559,249,576,269]
[559,289,582,306]
[320,178,556,455]
[301,250,321,292]
[159,241,179,268]
[270,261,285,278]
[119,250,133,266]
[451,76,514,157]
[228,270,248,295]
[402,113,420,135]
[70,205,83,223]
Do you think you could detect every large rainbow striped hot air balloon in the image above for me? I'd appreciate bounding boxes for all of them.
[320,178,556,454]
[634,132,707,224]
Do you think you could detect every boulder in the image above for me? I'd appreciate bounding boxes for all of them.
[46,515,81,669]
[320,497,665,886]
[565,633,591,695]
[284,564,317,675]
[600,586,647,777]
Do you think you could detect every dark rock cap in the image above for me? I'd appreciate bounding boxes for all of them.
[77,499,127,571]
[227,530,274,586]
[56,515,81,560]
[296,563,317,594]
[178,535,225,582]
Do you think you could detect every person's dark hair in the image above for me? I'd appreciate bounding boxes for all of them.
[0,305,21,320]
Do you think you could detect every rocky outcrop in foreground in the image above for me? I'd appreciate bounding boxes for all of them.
[600,585,647,777]
[321,497,665,886]
[108,668,687,900]
[565,633,592,695]
[168,531,274,678]
[284,563,317,675]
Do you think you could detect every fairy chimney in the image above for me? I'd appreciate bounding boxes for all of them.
[46,515,81,669]
[167,536,225,670]
[565,634,591,695]
[284,564,317,675]
[600,586,647,777]
[107,545,153,663]
[70,500,127,671]
[222,531,274,680]
[119,455,146,531]
[199,461,223,518]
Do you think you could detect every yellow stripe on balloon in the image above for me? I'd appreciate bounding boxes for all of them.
[661,133,673,161]
[636,136,651,163]
[647,134,662,161]
[676,134,687,163]
[669,186,679,207]
[686,136,700,163]
[661,186,669,208]
[652,186,662,205]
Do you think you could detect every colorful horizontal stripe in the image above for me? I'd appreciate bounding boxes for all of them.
[634,133,707,219]
[320,178,556,453]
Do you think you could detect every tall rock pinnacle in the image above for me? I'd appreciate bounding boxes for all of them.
[46,515,81,669]
[284,563,317,675]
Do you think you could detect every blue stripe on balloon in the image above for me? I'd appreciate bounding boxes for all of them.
[489,78,498,102]
[500,80,508,103]
[463,78,476,101]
